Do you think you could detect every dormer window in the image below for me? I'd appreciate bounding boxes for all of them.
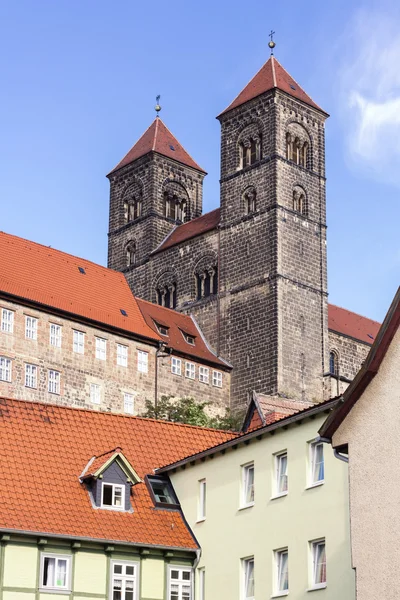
[102,483,124,509]
[148,476,179,507]
[155,322,169,336]
[181,331,195,345]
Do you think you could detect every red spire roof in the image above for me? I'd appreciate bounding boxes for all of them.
[219,56,325,116]
[109,117,206,174]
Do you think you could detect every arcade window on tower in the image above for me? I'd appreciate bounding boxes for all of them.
[196,267,218,300]
[286,133,309,168]
[124,197,142,223]
[164,192,187,222]
[240,137,261,169]
[157,284,177,309]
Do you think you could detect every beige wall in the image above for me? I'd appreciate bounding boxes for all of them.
[170,414,355,600]
[333,327,400,600]
[0,298,229,415]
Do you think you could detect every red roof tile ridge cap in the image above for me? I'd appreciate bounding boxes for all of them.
[136,297,191,316]
[329,303,381,325]
[0,396,236,435]
[271,56,277,87]
[152,117,159,151]
[95,447,123,459]
[273,57,324,112]
[158,119,206,173]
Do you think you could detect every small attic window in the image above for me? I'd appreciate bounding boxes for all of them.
[102,483,124,510]
[290,84,296,90]
[120,309,128,316]
[169,144,175,151]
[147,476,179,507]
[156,322,169,336]
[367,334,374,340]
[78,267,86,274]
[182,332,195,345]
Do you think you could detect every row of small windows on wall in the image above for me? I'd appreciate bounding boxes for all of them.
[164,192,187,222]
[157,285,177,309]
[155,269,219,309]
[240,137,262,169]
[286,133,309,168]
[1,308,149,372]
[171,357,223,387]
[124,198,142,223]
[40,553,191,599]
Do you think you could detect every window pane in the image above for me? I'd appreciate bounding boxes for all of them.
[278,551,288,591]
[114,564,123,574]
[314,542,326,584]
[126,566,134,576]
[103,485,113,506]
[170,584,179,600]
[312,443,324,482]
[245,466,254,504]
[56,559,67,587]
[171,570,179,579]
[114,486,123,507]
[43,557,55,586]
[245,559,254,598]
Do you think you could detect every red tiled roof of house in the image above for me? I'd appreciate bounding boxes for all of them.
[219,57,325,116]
[82,448,123,478]
[153,208,220,254]
[0,397,234,548]
[0,231,158,342]
[136,298,230,369]
[328,304,381,345]
[109,118,206,174]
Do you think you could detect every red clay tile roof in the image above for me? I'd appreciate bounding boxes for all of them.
[242,393,312,432]
[219,57,325,116]
[153,208,220,254]
[136,298,230,369]
[0,397,234,547]
[328,304,381,345]
[81,448,124,478]
[0,231,159,342]
[109,118,206,174]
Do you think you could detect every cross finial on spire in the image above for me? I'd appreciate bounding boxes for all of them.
[268,30,276,55]
[155,95,161,116]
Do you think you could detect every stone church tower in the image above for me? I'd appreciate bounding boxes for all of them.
[107,56,330,406]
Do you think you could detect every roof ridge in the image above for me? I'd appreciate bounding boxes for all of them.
[152,117,159,152]
[329,303,381,324]
[271,56,277,87]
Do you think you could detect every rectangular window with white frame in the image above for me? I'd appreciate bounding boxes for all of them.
[0,357,12,382]
[25,316,38,340]
[275,452,288,496]
[212,370,222,387]
[110,560,139,600]
[73,330,85,354]
[242,557,254,600]
[40,553,71,591]
[309,440,324,485]
[199,366,209,384]
[310,539,326,589]
[198,568,205,600]
[171,357,182,376]
[102,482,124,510]
[117,344,128,367]
[185,361,195,379]
[124,392,134,415]
[274,548,289,595]
[49,323,62,347]
[241,462,255,507]
[48,370,60,394]
[137,350,148,373]
[90,383,101,405]
[1,309,14,333]
[198,479,206,521]
[25,364,37,388]
[95,337,107,360]
[168,566,193,600]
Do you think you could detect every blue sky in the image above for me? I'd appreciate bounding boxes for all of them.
[0,0,398,322]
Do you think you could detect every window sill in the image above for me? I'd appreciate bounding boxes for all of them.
[270,492,288,500]
[307,584,327,592]
[39,589,71,595]
[271,592,289,598]
[305,481,324,490]
[238,502,254,511]
[196,518,206,524]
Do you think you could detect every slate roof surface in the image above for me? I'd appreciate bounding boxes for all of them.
[328,304,381,345]
[153,208,220,254]
[0,398,234,548]
[219,56,325,116]
[136,298,229,368]
[109,118,206,174]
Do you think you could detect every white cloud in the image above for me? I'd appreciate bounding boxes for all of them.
[339,6,400,186]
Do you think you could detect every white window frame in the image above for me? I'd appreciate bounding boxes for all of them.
[95,337,107,360]
[0,357,12,382]
[101,482,125,510]
[48,370,60,394]
[124,392,134,415]
[241,462,255,508]
[49,323,62,348]
[73,330,85,354]
[39,552,72,592]
[137,350,148,373]
[274,452,288,497]
[25,363,37,388]
[171,357,182,376]
[117,344,128,367]
[25,316,38,340]
[212,370,222,388]
[310,539,326,589]
[90,383,101,405]
[199,366,209,384]
[242,557,255,600]
[309,440,324,487]
[274,548,289,595]
[1,308,14,333]
[185,361,195,379]
[167,565,193,600]
[198,568,205,600]
[197,479,206,521]
[109,560,139,600]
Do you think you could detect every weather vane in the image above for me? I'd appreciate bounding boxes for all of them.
[268,30,276,55]
[155,95,161,116]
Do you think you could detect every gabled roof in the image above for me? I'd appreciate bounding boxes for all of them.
[241,392,313,433]
[0,397,234,548]
[136,298,230,369]
[153,208,220,254]
[328,304,381,345]
[0,231,158,342]
[80,448,141,484]
[320,287,400,442]
[109,117,206,175]
[219,56,326,117]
